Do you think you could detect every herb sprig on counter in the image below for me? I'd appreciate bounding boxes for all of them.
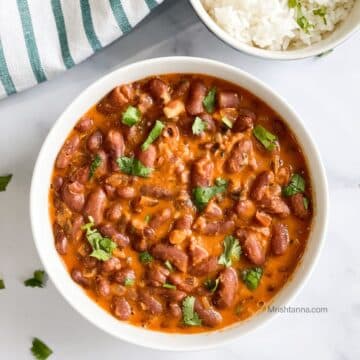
[31,338,53,360]
[0,174,12,191]
[24,270,46,288]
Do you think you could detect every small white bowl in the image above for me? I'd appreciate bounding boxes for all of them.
[190,0,360,60]
[30,57,328,351]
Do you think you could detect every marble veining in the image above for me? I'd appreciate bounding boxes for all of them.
[0,0,359,359]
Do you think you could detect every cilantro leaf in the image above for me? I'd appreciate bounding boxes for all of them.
[282,173,306,196]
[242,267,263,290]
[31,338,52,360]
[139,251,153,264]
[253,125,277,151]
[117,156,152,177]
[122,105,141,126]
[218,236,241,267]
[124,278,135,287]
[164,260,174,272]
[204,278,219,293]
[0,174,12,192]
[182,296,202,326]
[141,120,165,151]
[221,116,233,129]
[313,7,327,24]
[82,217,117,261]
[192,177,228,211]
[288,0,298,8]
[163,283,176,289]
[203,87,216,113]
[192,116,207,135]
[89,154,102,179]
[24,270,46,288]
[0,278,5,289]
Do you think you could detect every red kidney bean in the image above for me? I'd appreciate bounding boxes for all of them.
[190,256,220,276]
[213,267,238,309]
[167,273,198,293]
[95,276,111,297]
[140,185,174,199]
[94,150,109,177]
[217,90,240,109]
[75,117,93,132]
[148,78,170,103]
[105,129,125,160]
[56,134,80,169]
[108,85,133,108]
[260,197,290,218]
[138,93,153,114]
[155,288,187,303]
[87,131,103,153]
[148,208,172,230]
[191,157,214,187]
[204,201,223,219]
[54,225,68,255]
[82,255,98,269]
[61,181,85,212]
[117,186,136,199]
[290,193,309,219]
[137,144,157,168]
[70,214,84,242]
[172,79,190,98]
[147,264,170,287]
[138,290,163,315]
[73,165,90,184]
[233,108,255,132]
[112,296,131,320]
[196,218,235,236]
[113,268,135,285]
[250,171,274,202]
[186,80,207,115]
[106,203,123,222]
[99,223,130,247]
[235,199,256,221]
[71,268,90,288]
[194,298,222,327]
[174,214,193,230]
[226,138,254,173]
[169,303,182,319]
[237,229,265,265]
[151,243,188,272]
[101,257,121,273]
[272,223,290,255]
[83,187,107,224]
[52,176,63,192]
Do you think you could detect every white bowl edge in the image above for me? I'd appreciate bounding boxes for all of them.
[30,56,328,351]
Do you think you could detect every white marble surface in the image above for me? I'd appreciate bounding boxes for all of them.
[1,1,360,359]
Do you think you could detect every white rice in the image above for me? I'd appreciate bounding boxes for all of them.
[201,0,355,50]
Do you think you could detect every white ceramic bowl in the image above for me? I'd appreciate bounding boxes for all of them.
[190,0,360,60]
[30,57,328,351]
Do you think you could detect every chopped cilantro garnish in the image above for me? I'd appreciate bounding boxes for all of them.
[203,87,216,113]
[82,217,117,261]
[141,120,165,151]
[139,251,153,264]
[192,177,228,211]
[124,278,135,287]
[282,173,306,197]
[117,156,152,177]
[89,154,102,179]
[182,296,202,326]
[253,125,277,151]
[218,235,241,267]
[221,116,233,129]
[192,116,207,135]
[313,7,327,24]
[30,338,52,360]
[163,283,176,289]
[242,267,263,290]
[0,174,12,192]
[303,196,309,210]
[122,105,141,126]
[24,270,46,288]
[0,278,5,289]
[204,278,219,293]
[144,214,151,223]
[164,260,174,272]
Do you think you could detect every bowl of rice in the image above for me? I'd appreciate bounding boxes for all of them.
[190,0,360,60]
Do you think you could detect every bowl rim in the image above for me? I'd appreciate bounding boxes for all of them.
[30,56,328,351]
[189,0,360,60]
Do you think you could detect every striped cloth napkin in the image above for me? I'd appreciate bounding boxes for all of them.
[0,0,163,99]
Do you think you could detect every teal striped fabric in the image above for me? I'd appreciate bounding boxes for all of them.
[0,0,164,99]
